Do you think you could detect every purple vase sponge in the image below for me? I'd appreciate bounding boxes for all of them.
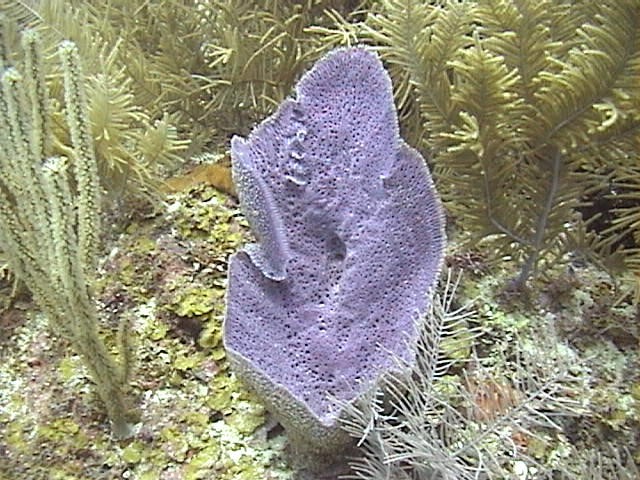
[224,46,445,461]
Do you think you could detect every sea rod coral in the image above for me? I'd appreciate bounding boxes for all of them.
[0,33,134,438]
[223,46,445,475]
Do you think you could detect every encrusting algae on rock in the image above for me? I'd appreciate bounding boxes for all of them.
[0,182,293,479]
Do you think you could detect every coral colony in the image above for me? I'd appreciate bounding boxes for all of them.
[224,47,445,469]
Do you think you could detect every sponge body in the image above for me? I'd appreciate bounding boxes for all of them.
[224,47,445,458]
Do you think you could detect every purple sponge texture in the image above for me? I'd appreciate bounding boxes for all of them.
[224,47,445,445]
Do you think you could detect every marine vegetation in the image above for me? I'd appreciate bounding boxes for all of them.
[224,47,445,477]
[0,0,639,478]
[1,4,188,200]
[4,0,639,294]
[0,183,294,478]
[332,0,640,295]
[2,0,365,158]
[0,32,134,437]
[342,267,640,479]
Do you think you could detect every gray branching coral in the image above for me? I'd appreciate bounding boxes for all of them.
[0,32,134,438]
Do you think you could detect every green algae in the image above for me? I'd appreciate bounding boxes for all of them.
[39,418,81,441]
[184,445,221,479]
[121,440,145,464]
[227,400,266,435]
[146,313,169,341]
[169,286,218,317]
[173,351,204,371]
[57,356,80,383]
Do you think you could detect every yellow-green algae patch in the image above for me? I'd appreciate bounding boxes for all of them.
[169,286,219,317]
[0,184,291,479]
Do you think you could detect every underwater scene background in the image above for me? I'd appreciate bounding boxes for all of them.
[0,1,639,479]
